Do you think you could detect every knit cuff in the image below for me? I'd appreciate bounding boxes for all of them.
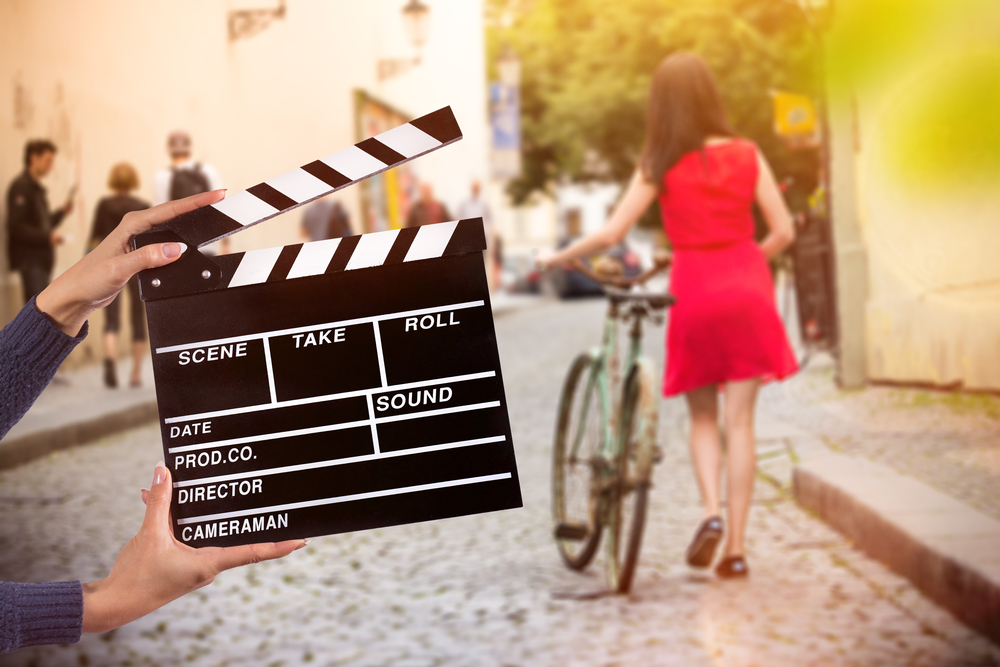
[9,581,83,650]
[8,297,88,371]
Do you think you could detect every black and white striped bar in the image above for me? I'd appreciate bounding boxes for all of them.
[141,106,462,250]
[198,217,486,294]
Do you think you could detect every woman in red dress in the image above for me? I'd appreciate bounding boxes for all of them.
[539,53,797,578]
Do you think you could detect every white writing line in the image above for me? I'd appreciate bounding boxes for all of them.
[172,435,506,488]
[365,393,380,455]
[164,371,496,424]
[166,399,502,454]
[262,337,277,404]
[155,300,485,354]
[176,472,513,525]
[167,419,371,454]
[373,401,501,424]
[372,320,388,388]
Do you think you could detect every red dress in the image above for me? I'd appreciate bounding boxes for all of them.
[659,139,797,396]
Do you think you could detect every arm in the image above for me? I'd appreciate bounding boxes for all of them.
[537,169,657,268]
[0,581,83,654]
[82,463,305,633]
[754,149,795,260]
[0,191,225,436]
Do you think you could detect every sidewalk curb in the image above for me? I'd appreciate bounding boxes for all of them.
[0,401,159,471]
[793,453,1000,645]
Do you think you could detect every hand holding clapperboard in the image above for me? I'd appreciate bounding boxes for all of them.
[132,108,522,548]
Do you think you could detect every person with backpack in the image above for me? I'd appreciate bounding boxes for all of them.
[152,130,228,254]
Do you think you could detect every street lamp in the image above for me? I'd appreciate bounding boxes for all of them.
[378,0,431,82]
[402,0,430,50]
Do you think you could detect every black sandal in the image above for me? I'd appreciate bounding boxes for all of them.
[685,516,723,568]
[715,555,749,578]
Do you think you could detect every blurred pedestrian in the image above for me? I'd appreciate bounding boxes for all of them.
[88,162,149,388]
[5,139,74,304]
[537,52,797,579]
[301,197,352,242]
[405,183,450,228]
[457,179,501,290]
[0,190,304,655]
[152,130,228,253]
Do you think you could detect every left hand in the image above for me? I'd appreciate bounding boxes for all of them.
[534,248,559,271]
[81,461,306,633]
[35,189,226,336]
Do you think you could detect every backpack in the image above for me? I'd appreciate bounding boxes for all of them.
[169,163,211,201]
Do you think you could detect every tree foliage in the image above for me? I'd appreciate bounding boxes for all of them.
[486,0,822,207]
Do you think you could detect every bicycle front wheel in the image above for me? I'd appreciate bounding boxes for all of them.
[606,360,658,593]
[552,352,604,570]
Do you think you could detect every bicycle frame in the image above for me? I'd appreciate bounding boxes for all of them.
[567,300,647,495]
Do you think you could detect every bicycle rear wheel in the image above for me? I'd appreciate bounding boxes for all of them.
[552,352,604,570]
[605,360,658,593]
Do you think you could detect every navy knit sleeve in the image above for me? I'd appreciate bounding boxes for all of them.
[0,296,88,439]
[0,580,83,654]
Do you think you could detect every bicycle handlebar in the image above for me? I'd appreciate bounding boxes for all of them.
[569,250,672,289]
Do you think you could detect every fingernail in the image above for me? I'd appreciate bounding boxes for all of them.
[294,539,309,551]
[162,242,187,258]
[153,460,166,485]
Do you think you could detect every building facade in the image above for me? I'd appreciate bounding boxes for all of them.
[0,0,489,365]
[827,5,1000,391]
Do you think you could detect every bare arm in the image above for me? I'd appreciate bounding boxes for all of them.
[537,170,657,268]
[754,149,795,259]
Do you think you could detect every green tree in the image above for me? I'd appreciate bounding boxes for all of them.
[487,0,821,211]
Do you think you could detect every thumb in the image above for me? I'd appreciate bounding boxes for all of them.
[141,461,173,531]
[118,242,188,281]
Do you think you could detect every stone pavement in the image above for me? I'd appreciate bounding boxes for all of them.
[754,353,1000,645]
[2,298,998,666]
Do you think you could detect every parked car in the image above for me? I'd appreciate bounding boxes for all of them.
[541,242,642,299]
[503,255,542,294]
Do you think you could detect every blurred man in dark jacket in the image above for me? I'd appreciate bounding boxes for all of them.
[405,183,450,228]
[6,140,73,303]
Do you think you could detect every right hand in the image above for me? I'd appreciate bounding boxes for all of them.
[81,461,306,633]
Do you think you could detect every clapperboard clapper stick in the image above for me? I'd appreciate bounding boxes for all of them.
[131,107,522,547]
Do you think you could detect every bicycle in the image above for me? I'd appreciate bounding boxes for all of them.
[551,251,673,594]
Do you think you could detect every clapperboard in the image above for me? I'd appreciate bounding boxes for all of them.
[132,107,521,548]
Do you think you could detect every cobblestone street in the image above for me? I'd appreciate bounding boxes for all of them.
[2,299,998,666]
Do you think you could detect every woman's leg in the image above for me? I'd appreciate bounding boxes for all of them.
[685,384,721,518]
[103,332,117,360]
[127,277,146,386]
[130,341,145,386]
[721,378,760,557]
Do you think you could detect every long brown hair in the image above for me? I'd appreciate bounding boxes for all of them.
[639,52,734,189]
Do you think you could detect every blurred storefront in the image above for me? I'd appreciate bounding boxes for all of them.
[825,2,1000,391]
[0,0,490,367]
